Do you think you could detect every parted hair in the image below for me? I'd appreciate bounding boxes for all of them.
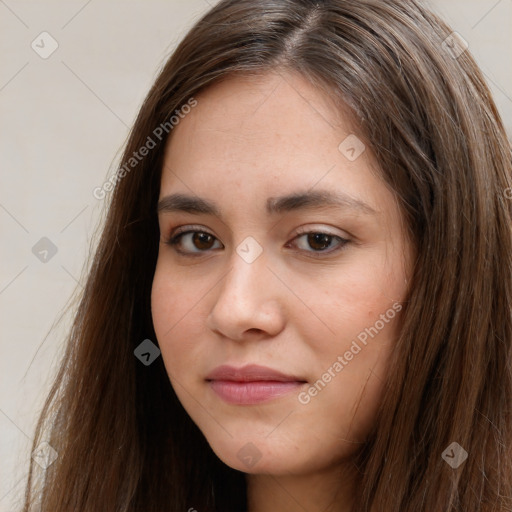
[23,1,512,511]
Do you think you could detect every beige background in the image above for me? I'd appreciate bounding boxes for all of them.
[0,1,510,510]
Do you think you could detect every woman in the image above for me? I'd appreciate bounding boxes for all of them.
[23,0,512,511]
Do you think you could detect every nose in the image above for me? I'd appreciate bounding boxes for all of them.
[206,250,286,341]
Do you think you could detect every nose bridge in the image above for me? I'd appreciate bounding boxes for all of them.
[218,244,268,310]
[207,242,284,339]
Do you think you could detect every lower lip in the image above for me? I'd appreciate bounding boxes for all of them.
[208,380,305,405]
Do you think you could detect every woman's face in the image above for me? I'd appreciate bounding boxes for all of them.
[151,71,413,476]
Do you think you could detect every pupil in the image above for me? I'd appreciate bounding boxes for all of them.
[308,233,331,250]
[194,232,213,249]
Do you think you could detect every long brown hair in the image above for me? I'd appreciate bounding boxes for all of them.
[23,0,512,510]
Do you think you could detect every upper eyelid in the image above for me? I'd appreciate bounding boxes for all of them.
[168,224,347,238]
[166,226,350,250]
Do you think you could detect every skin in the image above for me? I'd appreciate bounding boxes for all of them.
[151,70,414,512]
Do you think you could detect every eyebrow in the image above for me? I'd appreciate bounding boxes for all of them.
[157,190,377,217]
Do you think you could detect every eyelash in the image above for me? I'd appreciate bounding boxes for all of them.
[163,225,350,258]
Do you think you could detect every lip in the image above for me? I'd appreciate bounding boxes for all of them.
[206,364,307,405]
[206,364,306,382]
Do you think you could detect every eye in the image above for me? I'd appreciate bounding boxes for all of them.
[165,228,222,255]
[163,226,350,257]
[289,230,349,256]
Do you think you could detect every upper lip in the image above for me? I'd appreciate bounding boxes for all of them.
[206,364,307,382]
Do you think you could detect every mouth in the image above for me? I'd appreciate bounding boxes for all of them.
[205,364,308,405]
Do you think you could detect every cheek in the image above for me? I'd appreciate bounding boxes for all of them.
[151,259,202,335]
[291,258,404,442]
[301,257,404,357]
[150,267,201,376]
[151,268,175,342]
[297,320,396,454]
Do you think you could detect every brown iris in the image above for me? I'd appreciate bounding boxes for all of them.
[306,233,332,251]
[193,232,215,250]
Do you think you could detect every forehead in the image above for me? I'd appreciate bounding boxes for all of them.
[158,71,397,224]
[163,72,373,177]
[167,70,352,145]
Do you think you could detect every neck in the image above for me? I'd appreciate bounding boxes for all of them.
[246,463,356,512]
